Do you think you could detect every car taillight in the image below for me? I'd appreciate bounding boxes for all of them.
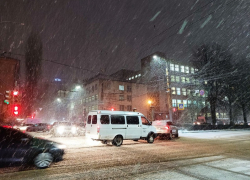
[48,125,51,129]
[97,125,100,133]
[165,126,169,129]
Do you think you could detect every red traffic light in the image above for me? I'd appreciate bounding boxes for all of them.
[172,107,177,112]
[13,91,19,96]
[13,105,19,116]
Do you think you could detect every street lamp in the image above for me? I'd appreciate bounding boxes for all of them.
[147,100,154,121]
[75,85,81,90]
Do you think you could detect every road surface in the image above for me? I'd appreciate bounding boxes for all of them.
[0,130,249,179]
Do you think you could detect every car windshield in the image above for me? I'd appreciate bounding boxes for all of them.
[1,1,250,179]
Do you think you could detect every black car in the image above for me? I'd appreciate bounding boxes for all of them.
[0,126,65,168]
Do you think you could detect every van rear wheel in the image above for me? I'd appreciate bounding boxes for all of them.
[112,135,123,146]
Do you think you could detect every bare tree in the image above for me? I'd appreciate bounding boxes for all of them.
[192,43,233,125]
[24,32,42,116]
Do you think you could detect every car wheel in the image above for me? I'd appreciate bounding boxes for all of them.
[147,133,154,143]
[175,132,179,138]
[168,132,173,140]
[34,153,53,169]
[112,135,123,146]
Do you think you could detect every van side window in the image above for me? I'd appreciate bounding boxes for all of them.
[111,115,125,124]
[92,115,97,124]
[101,115,109,124]
[141,116,151,125]
[126,116,139,124]
[87,115,91,124]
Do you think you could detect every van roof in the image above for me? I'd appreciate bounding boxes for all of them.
[89,110,144,116]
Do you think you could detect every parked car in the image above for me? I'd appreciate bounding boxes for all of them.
[152,120,179,139]
[50,122,79,137]
[0,126,65,168]
[13,123,34,132]
[26,123,51,132]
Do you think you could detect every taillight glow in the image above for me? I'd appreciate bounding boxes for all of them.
[97,125,100,133]
[165,126,169,129]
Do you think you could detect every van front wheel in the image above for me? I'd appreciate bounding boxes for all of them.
[147,134,155,143]
[112,135,123,146]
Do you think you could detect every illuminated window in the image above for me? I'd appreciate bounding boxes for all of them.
[177,88,181,95]
[92,96,95,101]
[177,99,182,104]
[171,75,175,82]
[191,68,194,73]
[176,76,180,82]
[182,88,186,96]
[181,77,185,83]
[95,94,98,100]
[188,100,192,106]
[183,100,187,107]
[89,97,91,102]
[119,85,124,91]
[171,87,176,94]
[185,66,189,73]
[181,66,185,73]
[186,77,190,83]
[172,99,177,107]
[175,64,179,72]
[170,63,174,71]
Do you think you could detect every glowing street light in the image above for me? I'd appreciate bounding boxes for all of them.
[75,85,81,90]
[57,98,61,102]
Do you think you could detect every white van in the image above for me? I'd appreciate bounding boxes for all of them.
[85,110,157,146]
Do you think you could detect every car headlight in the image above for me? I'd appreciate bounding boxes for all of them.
[57,126,65,134]
[54,144,67,149]
[71,126,77,134]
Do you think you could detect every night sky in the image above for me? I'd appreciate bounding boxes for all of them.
[1,0,250,83]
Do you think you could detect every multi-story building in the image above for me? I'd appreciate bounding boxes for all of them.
[81,52,209,123]
[82,73,148,118]
[137,52,206,123]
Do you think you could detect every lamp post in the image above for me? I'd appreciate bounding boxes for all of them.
[148,100,154,121]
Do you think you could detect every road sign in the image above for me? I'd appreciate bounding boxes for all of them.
[200,90,205,96]
[178,103,184,110]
